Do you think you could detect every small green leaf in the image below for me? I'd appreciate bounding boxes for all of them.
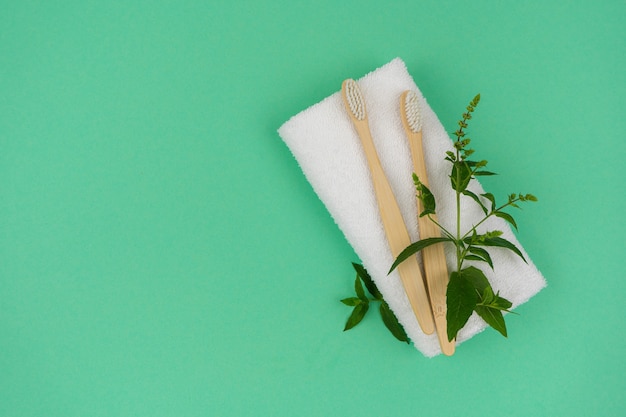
[466,159,487,168]
[462,189,488,215]
[451,161,472,192]
[446,271,478,341]
[481,193,496,212]
[481,286,495,304]
[419,187,436,217]
[389,237,453,273]
[473,170,497,176]
[464,254,491,265]
[474,305,507,337]
[460,266,491,294]
[352,263,381,299]
[494,294,513,310]
[480,237,526,262]
[354,275,367,301]
[413,174,436,217]
[340,297,362,306]
[344,302,369,331]
[380,301,410,343]
[467,246,494,269]
[494,211,518,230]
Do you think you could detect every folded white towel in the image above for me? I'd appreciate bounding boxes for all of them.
[278,58,546,357]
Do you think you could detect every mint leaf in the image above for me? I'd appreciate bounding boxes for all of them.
[473,170,497,176]
[462,189,488,215]
[413,174,436,217]
[465,254,492,266]
[446,271,478,341]
[464,159,483,166]
[494,294,513,310]
[451,161,472,192]
[453,267,511,338]
[481,192,496,212]
[481,286,495,304]
[418,183,436,217]
[344,303,369,331]
[389,237,452,273]
[494,211,518,230]
[352,263,381,299]
[354,274,367,302]
[475,305,507,337]
[460,266,491,294]
[341,297,362,306]
[467,246,494,269]
[480,236,526,262]
[342,263,410,344]
[380,301,409,343]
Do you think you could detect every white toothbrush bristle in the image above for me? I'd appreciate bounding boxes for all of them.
[405,91,422,133]
[344,79,365,120]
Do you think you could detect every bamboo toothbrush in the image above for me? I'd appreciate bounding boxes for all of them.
[400,90,455,356]
[341,79,435,335]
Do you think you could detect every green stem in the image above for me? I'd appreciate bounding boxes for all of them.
[461,198,521,240]
[427,215,455,241]
[458,241,472,268]
[455,153,462,272]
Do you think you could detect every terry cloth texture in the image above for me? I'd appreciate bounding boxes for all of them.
[278,58,546,357]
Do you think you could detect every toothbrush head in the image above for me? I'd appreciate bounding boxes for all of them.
[403,90,422,133]
[342,79,366,121]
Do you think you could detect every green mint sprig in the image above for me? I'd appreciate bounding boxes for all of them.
[389,94,537,342]
[341,263,409,343]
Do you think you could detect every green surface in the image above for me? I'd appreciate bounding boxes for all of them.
[1,1,624,416]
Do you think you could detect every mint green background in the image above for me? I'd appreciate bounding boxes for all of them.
[1,1,624,416]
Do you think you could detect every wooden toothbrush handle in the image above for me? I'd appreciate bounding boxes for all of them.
[410,130,455,355]
[354,120,435,336]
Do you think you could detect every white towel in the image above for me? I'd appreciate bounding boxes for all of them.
[278,58,546,357]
